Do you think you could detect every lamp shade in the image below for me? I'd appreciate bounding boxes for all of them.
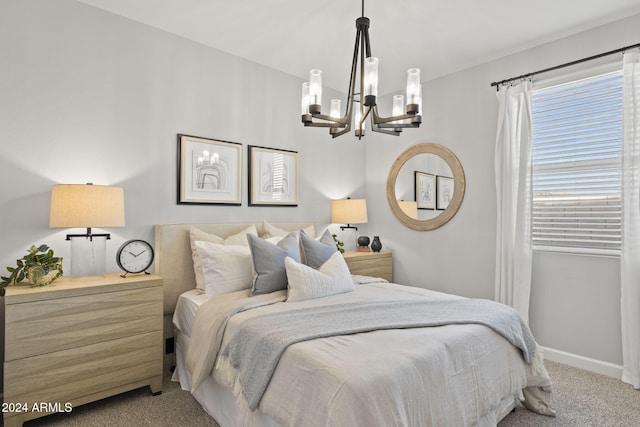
[49,184,125,228]
[331,199,368,225]
[398,200,418,219]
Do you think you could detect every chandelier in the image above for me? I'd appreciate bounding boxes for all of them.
[301,1,422,139]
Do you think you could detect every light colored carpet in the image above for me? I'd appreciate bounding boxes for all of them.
[24,361,640,426]
[499,360,640,426]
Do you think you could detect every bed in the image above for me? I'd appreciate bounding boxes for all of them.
[155,222,554,427]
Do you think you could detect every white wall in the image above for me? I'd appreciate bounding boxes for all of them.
[1,0,638,374]
[0,0,367,277]
[365,13,640,367]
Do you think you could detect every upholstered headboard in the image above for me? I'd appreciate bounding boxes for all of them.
[154,222,315,315]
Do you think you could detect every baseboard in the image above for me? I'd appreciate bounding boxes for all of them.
[543,346,623,379]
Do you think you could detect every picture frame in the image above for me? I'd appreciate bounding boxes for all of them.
[177,134,242,205]
[248,145,298,206]
[414,171,436,210]
[436,176,454,210]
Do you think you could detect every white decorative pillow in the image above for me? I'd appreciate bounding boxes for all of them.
[190,225,258,290]
[261,221,316,239]
[194,241,253,297]
[285,251,355,302]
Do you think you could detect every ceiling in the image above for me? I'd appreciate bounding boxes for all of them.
[77,0,640,95]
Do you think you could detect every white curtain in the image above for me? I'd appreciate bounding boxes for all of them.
[621,48,640,389]
[494,81,533,324]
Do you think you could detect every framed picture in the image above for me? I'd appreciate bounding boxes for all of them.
[414,171,436,210]
[177,134,242,205]
[249,145,298,206]
[436,176,454,210]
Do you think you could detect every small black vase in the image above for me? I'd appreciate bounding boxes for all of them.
[357,236,370,248]
[371,236,382,252]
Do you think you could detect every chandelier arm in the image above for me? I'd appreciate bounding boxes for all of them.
[309,113,350,126]
[372,123,402,135]
[305,122,346,128]
[331,123,352,138]
[371,107,422,127]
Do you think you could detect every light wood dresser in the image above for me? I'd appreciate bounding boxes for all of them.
[342,251,393,282]
[3,273,163,427]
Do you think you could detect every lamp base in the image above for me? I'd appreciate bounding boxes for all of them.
[69,236,107,278]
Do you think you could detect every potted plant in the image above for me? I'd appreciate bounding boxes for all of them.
[332,234,345,253]
[1,244,63,296]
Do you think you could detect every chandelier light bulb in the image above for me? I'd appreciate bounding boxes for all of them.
[330,99,342,119]
[364,57,379,105]
[309,69,323,113]
[406,68,421,113]
[392,94,405,124]
[301,82,310,115]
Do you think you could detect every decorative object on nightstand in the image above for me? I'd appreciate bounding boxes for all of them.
[0,244,63,295]
[49,183,125,278]
[357,236,371,252]
[331,234,345,253]
[331,198,368,231]
[371,236,382,252]
[2,273,163,427]
[342,251,392,282]
[116,239,155,277]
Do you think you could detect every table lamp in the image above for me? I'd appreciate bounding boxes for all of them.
[49,183,125,278]
[331,198,368,231]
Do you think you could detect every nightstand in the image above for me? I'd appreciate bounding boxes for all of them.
[342,251,393,282]
[3,273,163,427]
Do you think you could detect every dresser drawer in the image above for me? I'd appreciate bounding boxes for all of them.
[5,285,162,361]
[4,330,162,406]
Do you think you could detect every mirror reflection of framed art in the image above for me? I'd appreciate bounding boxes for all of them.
[436,176,454,210]
[415,171,436,210]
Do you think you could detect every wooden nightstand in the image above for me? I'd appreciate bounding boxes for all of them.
[342,251,393,282]
[3,273,163,427]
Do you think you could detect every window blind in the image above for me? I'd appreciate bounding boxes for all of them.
[531,71,623,255]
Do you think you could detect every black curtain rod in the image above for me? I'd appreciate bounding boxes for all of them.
[490,42,640,89]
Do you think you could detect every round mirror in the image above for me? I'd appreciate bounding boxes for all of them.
[386,143,465,230]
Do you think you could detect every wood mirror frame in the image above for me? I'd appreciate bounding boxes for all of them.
[386,143,466,231]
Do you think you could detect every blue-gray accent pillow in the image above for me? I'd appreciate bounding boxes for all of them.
[248,232,301,295]
[299,228,337,269]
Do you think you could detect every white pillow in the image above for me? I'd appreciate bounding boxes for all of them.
[194,241,253,297]
[285,251,355,302]
[261,221,316,239]
[190,225,258,290]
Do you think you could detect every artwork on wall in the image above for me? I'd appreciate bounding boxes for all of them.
[248,145,298,206]
[436,176,454,210]
[414,171,436,210]
[177,134,242,205]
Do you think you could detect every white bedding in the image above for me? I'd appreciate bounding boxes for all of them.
[175,280,554,427]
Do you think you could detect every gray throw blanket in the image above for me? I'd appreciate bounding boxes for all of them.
[220,298,539,411]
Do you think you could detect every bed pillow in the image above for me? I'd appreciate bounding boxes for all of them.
[261,221,316,239]
[247,232,301,295]
[193,241,253,297]
[190,225,258,290]
[299,228,337,269]
[285,251,355,302]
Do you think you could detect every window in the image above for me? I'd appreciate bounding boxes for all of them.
[531,71,623,255]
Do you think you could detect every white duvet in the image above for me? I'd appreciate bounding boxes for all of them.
[186,281,554,427]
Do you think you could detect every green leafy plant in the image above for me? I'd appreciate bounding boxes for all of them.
[1,245,63,296]
[332,234,345,253]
